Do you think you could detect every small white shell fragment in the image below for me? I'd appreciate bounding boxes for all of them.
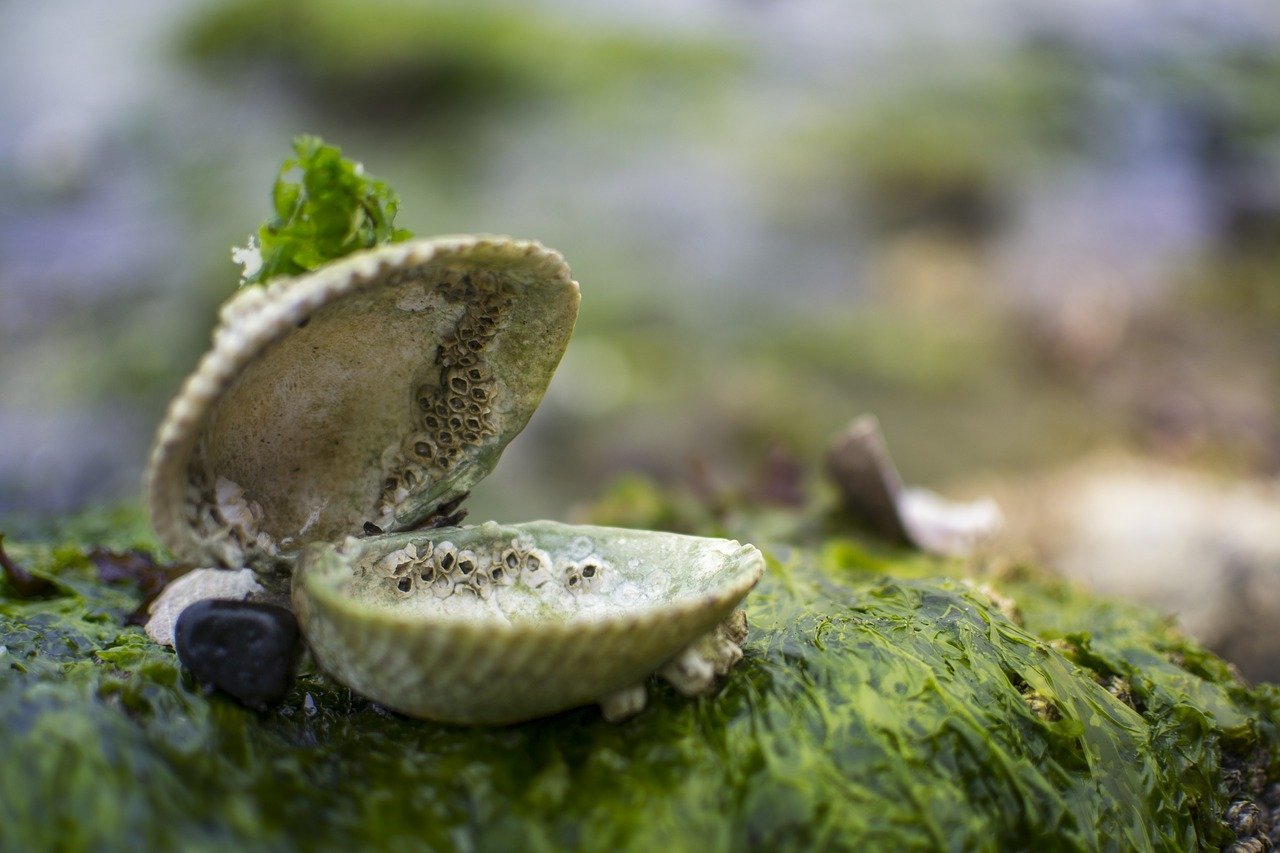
[658,609,749,696]
[899,489,1004,559]
[144,568,263,647]
[598,683,647,723]
[826,414,1003,557]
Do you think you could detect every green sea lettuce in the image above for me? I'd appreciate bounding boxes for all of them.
[1,500,1275,851]
[234,135,411,287]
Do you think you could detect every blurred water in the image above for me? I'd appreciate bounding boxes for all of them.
[1,0,1279,516]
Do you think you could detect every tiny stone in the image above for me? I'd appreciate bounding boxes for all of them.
[175,599,302,711]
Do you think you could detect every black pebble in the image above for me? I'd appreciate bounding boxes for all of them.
[174,599,302,711]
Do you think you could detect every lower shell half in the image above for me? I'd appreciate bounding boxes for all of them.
[292,520,765,725]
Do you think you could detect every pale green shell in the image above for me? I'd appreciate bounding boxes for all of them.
[147,236,579,569]
[292,521,765,724]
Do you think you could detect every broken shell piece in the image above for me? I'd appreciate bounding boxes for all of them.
[901,490,1003,560]
[598,683,648,723]
[147,237,579,571]
[825,414,1003,557]
[145,567,263,647]
[292,520,764,725]
[657,608,749,695]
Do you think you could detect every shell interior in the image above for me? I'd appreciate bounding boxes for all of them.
[292,521,766,724]
[147,237,579,569]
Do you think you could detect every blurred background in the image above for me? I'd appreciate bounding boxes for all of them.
[1,0,1278,675]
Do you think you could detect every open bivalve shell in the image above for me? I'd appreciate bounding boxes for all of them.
[294,521,765,724]
[147,234,765,724]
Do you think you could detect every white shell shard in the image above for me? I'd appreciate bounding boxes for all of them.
[144,567,264,647]
[598,683,648,723]
[292,521,765,725]
[657,609,749,695]
[898,488,1003,558]
[826,414,1003,557]
[147,236,579,570]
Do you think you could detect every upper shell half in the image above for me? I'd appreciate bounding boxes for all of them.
[147,236,579,569]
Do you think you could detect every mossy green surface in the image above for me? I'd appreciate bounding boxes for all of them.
[1,501,1276,851]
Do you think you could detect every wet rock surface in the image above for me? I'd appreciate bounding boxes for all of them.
[174,599,302,711]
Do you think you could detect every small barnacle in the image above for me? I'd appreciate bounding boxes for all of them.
[574,557,606,593]
[468,566,493,600]
[466,401,485,416]
[564,563,584,592]
[441,270,473,302]
[519,548,553,588]
[1024,692,1061,723]
[431,571,455,598]
[434,542,458,575]
[447,395,468,413]
[462,430,482,444]
[446,372,471,395]
[455,549,479,577]
[418,562,437,586]
[486,555,515,588]
[401,465,423,489]
[500,546,524,574]
[393,575,414,594]
[386,556,414,579]
[448,414,465,432]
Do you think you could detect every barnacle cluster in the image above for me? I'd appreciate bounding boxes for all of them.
[186,472,277,565]
[371,266,514,529]
[564,556,605,593]
[371,537,605,602]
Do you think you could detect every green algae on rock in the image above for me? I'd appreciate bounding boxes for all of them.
[0,506,1276,850]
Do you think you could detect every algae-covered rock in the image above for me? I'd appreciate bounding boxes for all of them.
[1,500,1277,851]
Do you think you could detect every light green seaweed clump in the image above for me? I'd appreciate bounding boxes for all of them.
[1,495,1277,851]
[233,135,411,287]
